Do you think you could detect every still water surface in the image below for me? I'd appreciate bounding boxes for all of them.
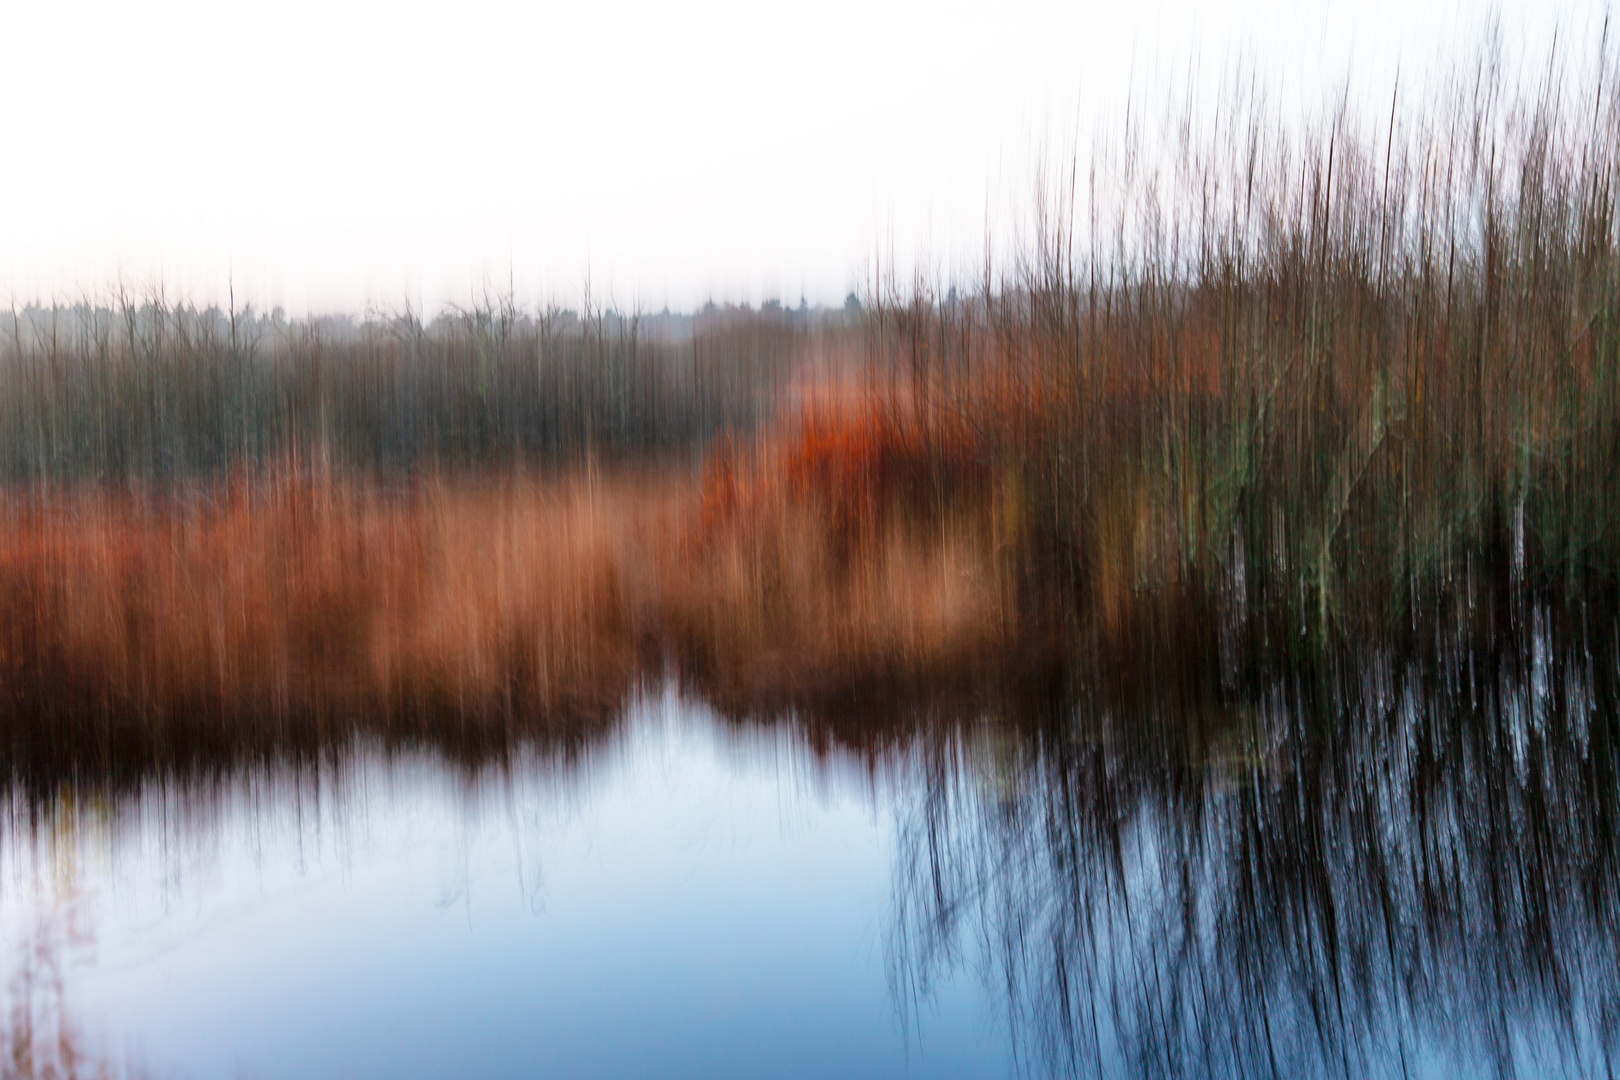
[0,690,1010,1078]
[2,599,1618,1078]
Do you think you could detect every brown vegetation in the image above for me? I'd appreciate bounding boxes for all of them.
[4,36,1620,779]
[0,437,1037,779]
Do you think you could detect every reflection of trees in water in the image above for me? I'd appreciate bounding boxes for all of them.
[889,599,1620,1078]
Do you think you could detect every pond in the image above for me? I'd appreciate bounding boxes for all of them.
[1,595,1617,1079]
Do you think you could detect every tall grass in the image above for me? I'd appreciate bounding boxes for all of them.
[0,461,1023,790]
[1,38,1617,767]
[0,468,648,786]
[864,37,1620,638]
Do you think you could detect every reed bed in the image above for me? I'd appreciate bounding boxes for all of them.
[852,38,1620,644]
[0,458,1022,785]
[2,38,1618,773]
[0,468,645,781]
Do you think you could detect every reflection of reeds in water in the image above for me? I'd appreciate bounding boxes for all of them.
[0,884,137,1080]
[886,588,1620,1079]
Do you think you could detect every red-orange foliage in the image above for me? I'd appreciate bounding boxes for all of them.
[0,446,1040,757]
[701,397,992,556]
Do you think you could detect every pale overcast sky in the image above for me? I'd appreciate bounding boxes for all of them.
[0,0,1601,313]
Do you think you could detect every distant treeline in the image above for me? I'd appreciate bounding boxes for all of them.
[0,298,845,482]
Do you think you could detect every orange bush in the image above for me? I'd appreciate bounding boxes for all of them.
[701,395,993,556]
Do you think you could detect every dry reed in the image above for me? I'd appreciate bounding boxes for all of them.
[0,453,1025,780]
[3,35,1618,770]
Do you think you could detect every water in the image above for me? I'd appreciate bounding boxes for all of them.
[2,595,1618,1078]
[0,692,1010,1079]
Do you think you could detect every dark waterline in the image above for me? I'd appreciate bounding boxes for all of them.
[1,591,1618,1079]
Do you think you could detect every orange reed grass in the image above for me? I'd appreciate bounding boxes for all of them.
[0,420,1043,766]
[0,469,655,748]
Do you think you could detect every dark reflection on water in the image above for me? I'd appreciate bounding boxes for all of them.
[1,583,1618,1078]
[885,592,1620,1078]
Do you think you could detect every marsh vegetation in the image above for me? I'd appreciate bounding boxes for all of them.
[0,34,1617,1080]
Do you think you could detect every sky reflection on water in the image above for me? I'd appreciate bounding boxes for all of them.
[2,594,1618,1079]
[0,690,1009,1079]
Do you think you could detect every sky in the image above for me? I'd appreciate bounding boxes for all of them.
[0,0,1603,314]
